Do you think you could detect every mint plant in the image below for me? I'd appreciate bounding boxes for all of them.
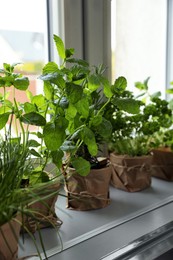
[39,35,114,176]
[0,63,61,184]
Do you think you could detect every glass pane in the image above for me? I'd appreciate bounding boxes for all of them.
[0,0,48,94]
[111,0,167,96]
[0,0,48,135]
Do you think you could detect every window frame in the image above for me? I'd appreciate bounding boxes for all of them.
[166,0,173,93]
[47,0,112,80]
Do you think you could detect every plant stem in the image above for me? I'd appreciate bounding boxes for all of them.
[97,98,110,116]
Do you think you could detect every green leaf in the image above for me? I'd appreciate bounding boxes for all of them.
[24,102,36,113]
[0,75,14,87]
[31,94,46,110]
[135,82,146,91]
[144,77,150,88]
[59,97,69,109]
[150,91,161,99]
[26,89,33,101]
[21,112,46,126]
[75,98,89,118]
[71,157,90,176]
[44,123,62,151]
[69,127,84,140]
[88,74,100,92]
[13,77,29,90]
[66,58,89,67]
[28,139,40,147]
[112,76,127,93]
[43,117,68,151]
[53,34,66,60]
[0,77,5,87]
[51,150,64,168]
[65,48,75,58]
[0,104,12,114]
[112,97,141,114]
[40,72,65,88]
[30,149,41,157]
[166,88,173,94]
[29,170,50,185]
[44,81,54,100]
[60,140,76,151]
[10,137,20,144]
[82,127,98,156]
[0,113,10,130]
[66,103,77,120]
[42,61,59,74]
[101,77,113,98]
[135,77,150,91]
[168,99,173,109]
[36,131,43,139]
[66,83,83,104]
[89,115,102,127]
[3,63,12,72]
[97,117,112,138]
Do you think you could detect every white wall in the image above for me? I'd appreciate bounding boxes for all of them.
[112,0,167,96]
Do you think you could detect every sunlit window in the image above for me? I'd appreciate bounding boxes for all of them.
[0,0,48,95]
[0,0,48,137]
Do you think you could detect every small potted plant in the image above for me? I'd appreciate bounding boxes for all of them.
[0,133,62,259]
[134,78,173,181]
[105,77,171,192]
[39,35,113,210]
[0,62,62,258]
[148,83,173,181]
[150,130,173,181]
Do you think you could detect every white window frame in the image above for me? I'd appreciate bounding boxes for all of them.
[166,0,173,92]
[47,0,112,80]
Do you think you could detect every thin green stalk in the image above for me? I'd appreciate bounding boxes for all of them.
[13,98,27,150]
[2,86,7,136]
[12,86,19,137]
[97,98,111,116]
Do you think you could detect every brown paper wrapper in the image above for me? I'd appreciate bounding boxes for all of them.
[0,214,21,260]
[65,164,112,211]
[110,153,152,192]
[151,148,173,181]
[23,181,63,233]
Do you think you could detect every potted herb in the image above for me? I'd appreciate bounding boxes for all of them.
[0,134,29,260]
[39,35,113,210]
[0,134,62,260]
[0,62,62,258]
[105,77,169,192]
[149,82,173,181]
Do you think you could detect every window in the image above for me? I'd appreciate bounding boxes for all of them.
[0,0,48,95]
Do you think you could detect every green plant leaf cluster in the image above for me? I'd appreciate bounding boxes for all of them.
[105,77,173,156]
[39,35,116,175]
[0,62,63,230]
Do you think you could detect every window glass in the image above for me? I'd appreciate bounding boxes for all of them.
[0,0,48,136]
[111,0,167,96]
[0,0,48,95]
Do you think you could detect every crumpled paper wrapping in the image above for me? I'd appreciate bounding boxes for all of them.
[151,148,173,181]
[110,153,152,192]
[0,214,21,260]
[65,164,112,211]
[23,181,62,233]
